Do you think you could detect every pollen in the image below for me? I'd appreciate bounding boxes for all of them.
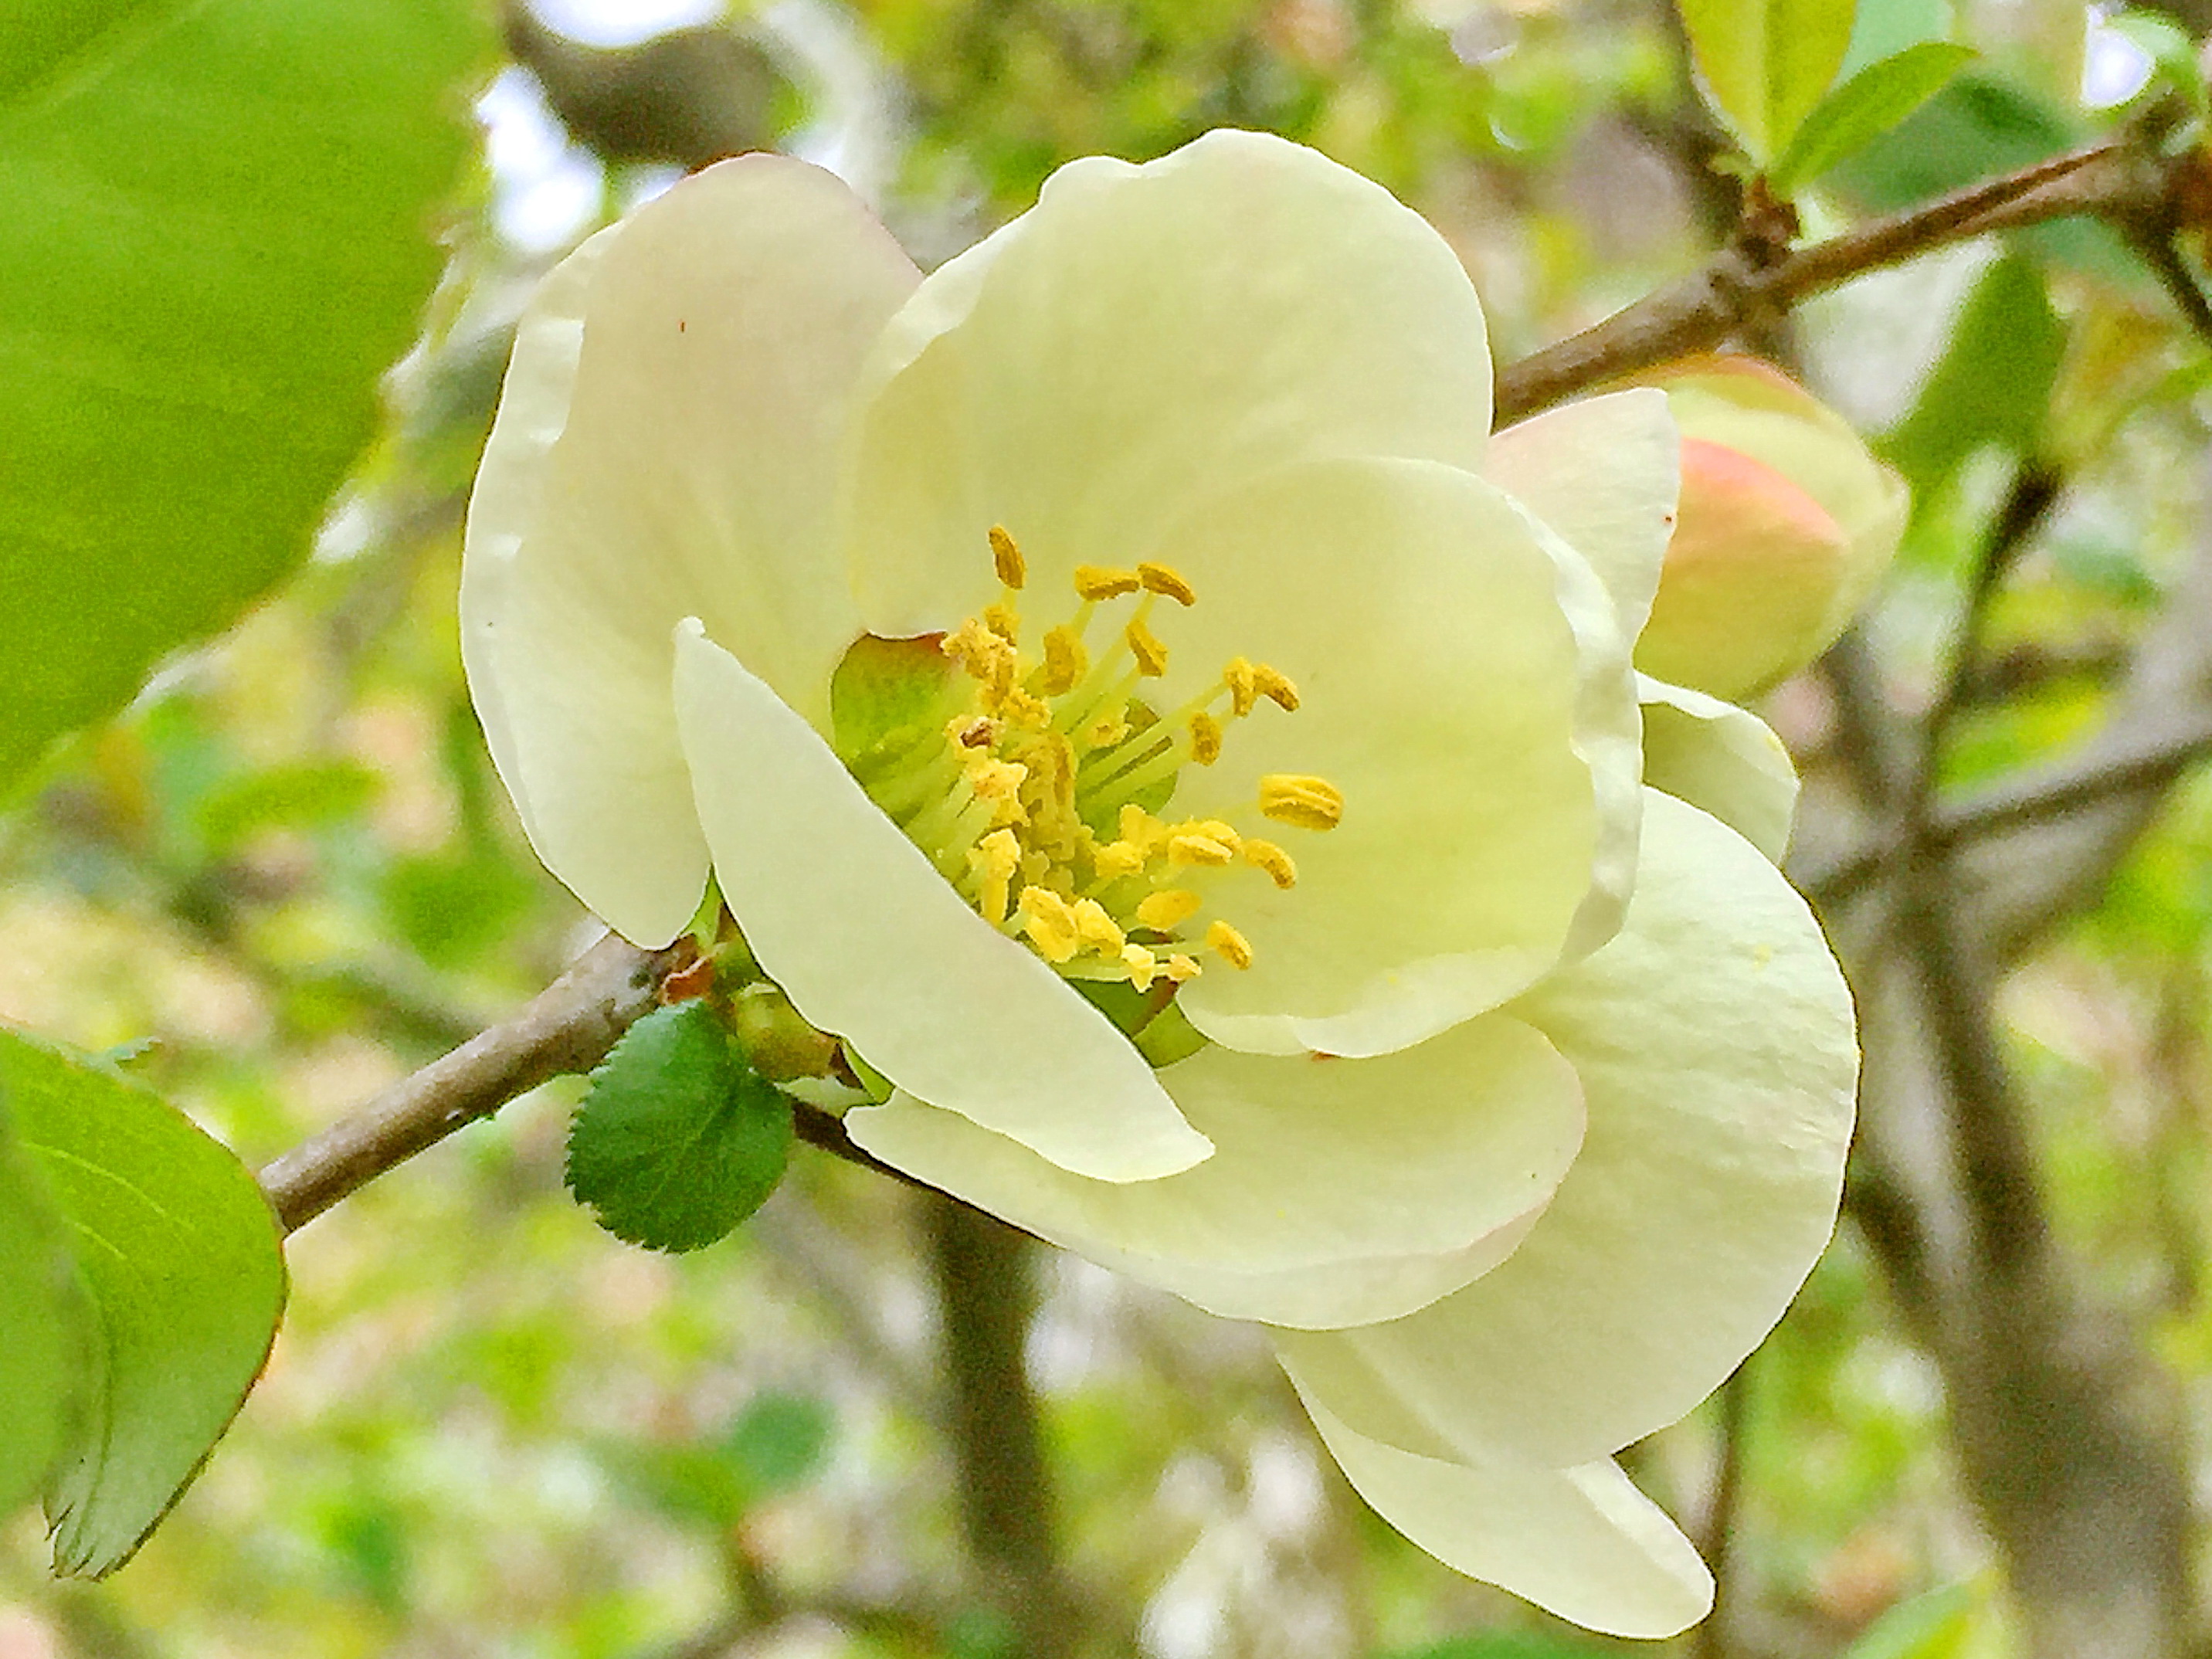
[1224,656,1259,718]
[1126,614,1169,676]
[1040,625,1087,695]
[1018,886,1081,962]
[1135,888,1203,931]
[1165,953,1202,982]
[1168,828,1238,867]
[1074,564,1142,600]
[989,524,1026,589]
[1240,837,1298,889]
[985,602,1020,643]
[1189,710,1223,765]
[1093,840,1146,880]
[1253,663,1300,711]
[1206,920,1255,970]
[1070,897,1126,955]
[1259,774,1345,832]
[1122,943,1160,989]
[1137,561,1197,606]
[969,828,1020,925]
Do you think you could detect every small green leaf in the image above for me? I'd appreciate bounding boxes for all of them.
[724,1390,835,1494]
[1770,42,1976,193]
[1841,1581,1978,1659]
[2106,12,2207,116]
[0,0,493,791]
[1881,254,2065,503]
[193,760,382,853]
[0,1026,287,1576]
[1678,0,1858,163]
[566,1001,794,1253]
[1837,0,1950,79]
[0,1101,88,1520]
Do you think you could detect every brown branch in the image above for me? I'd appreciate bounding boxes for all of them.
[258,932,685,1233]
[1494,139,2171,422]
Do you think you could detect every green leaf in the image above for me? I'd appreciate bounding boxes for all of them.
[0,1100,88,1519]
[0,1026,287,1576]
[1837,0,1950,79]
[1841,1581,1977,1659]
[724,1390,835,1494]
[1880,254,2065,502]
[1769,42,1976,193]
[0,0,492,792]
[1678,0,1858,163]
[193,760,381,853]
[566,1001,794,1254]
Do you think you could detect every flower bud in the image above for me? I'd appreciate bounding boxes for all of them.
[1630,356,1907,701]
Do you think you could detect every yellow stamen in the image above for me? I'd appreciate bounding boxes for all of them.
[1070,897,1126,955]
[1137,562,1197,606]
[1240,837,1298,889]
[989,524,1026,589]
[965,755,1030,827]
[1168,830,1238,867]
[1135,888,1203,931]
[1018,886,1081,962]
[1189,710,1223,765]
[1224,656,1259,718]
[1126,614,1169,677]
[1206,919,1255,970]
[1120,805,1167,851]
[969,829,1020,925]
[1121,943,1159,989]
[1165,952,1203,983]
[1259,774,1345,832]
[1252,663,1300,711]
[985,601,1019,643]
[1093,840,1146,880]
[1041,625,1088,695]
[1074,565,1142,600]
[1081,710,1130,749]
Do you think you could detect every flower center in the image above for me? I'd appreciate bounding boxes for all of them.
[833,526,1343,991]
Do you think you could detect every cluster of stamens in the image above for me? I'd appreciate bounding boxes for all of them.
[846,526,1343,991]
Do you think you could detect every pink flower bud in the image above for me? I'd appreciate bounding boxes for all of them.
[1632,357,1906,701]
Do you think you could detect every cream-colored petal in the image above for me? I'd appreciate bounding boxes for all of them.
[1483,388,1680,649]
[671,623,1209,1182]
[1291,1378,1713,1639]
[844,130,1494,637]
[847,1011,1583,1328]
[1124,457,1640,1056]
[462,155,920,944]
[1274,790,1854,1465]
[1639,676,1799,862]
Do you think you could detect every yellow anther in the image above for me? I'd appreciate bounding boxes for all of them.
[1082,710,1130,749]
[1093,840,1146,880]
[1168,830,1238,867]
[1252,663,1301,711]
[1224,656,1259,718]
[985,601,1020,643]
[1135,888,1203,931]
[1240,837,1298,889]
[989,524,1026,589]
[999,686,1050,728]
[970,829,1021,926]
[1126,614,1169,677]
[1070,897,1126,955]
[944,616,1004,677]
[1121,944,1160,989]
[1137,562,1197,606]
[1206,919,1255,970]
[1074,565,1142,600]
[1018,887,1081,962]
[1040,625,1088,695]
[1189,710,1223,765]
[965,755,1030,827]
[1165,952,1203,983]
[1259,774,1345,832]
[1119,804,1167,850]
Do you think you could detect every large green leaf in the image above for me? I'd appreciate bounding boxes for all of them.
[0,0,491,791]
[1678,0,1858,163]
[0,1026,287,1576]
[0,1100,87,1518]
[1769,42,1975,194]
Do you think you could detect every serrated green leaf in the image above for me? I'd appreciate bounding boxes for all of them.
[566,1001,794,1254]
[1678,0,1857,163]
[0,0,493,792]
[0,1100,88,1520]
[0,1026,287,1576]
[1880,254,2064,502]
[1770,42,1976,192]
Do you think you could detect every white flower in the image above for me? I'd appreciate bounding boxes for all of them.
[463,130,1856,1637]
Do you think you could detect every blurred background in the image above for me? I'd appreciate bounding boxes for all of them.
[6,1,2212,1655]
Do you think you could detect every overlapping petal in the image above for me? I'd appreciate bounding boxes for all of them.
[672,623,1211,1182]
[1292,1381,1713,1640]
[1639,676,1800,861]
[843,129,1495,639]
[1482,389,1680,650]
[1126,456,1640,1056]
[1273,790,1854,1467]
[846,1009,1583,1328]
[462,156,921,944]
